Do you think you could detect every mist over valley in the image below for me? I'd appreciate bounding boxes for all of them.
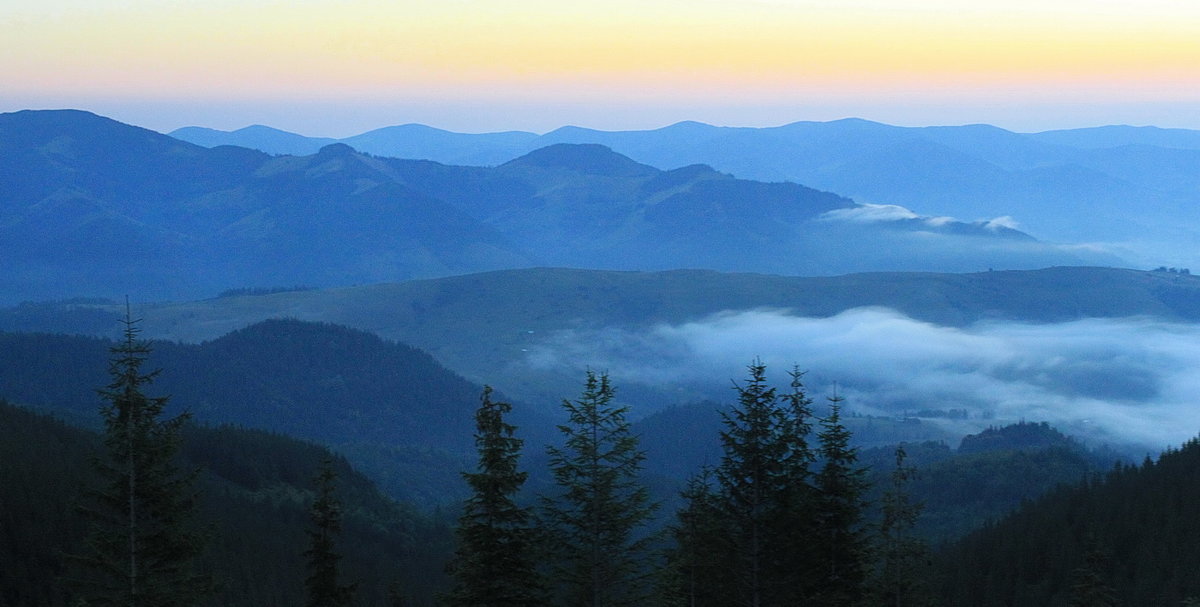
[7,263,1200,454]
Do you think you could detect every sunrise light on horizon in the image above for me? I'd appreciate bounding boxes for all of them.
[2,0,1198,135]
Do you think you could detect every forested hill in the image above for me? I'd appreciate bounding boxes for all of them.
[9,266,1199,350]
[0,401,452,607]
[939,437,1200,605]
[0,319,556,506]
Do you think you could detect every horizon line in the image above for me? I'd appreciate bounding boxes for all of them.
[9,108,1192,139]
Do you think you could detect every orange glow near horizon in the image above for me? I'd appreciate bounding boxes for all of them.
[3,1,1198,131]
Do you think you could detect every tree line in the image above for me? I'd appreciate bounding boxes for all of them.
[59,310,937,606]
[446,362,935,607]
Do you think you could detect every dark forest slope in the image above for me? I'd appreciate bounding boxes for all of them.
[939,436,1200,606]
[0,401,451,607]
[0,320,556,506]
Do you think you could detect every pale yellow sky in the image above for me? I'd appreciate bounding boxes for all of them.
[2,0,1197,134]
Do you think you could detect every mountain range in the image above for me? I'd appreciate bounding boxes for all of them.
[9,106,1200,604]
[6,108,1200,464]
[172,118,1200,270]
[1,110,1113,303]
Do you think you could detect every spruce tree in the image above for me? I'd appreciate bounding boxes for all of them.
[305,457,356,607]
[1066,533,1118,607]
[679,362,823,606]
[664,467,731,607]
[773,366,819,601]
[871,444,934,607]
[714,361,789,607]
[813,392,871,606]
[445,386,544,606]
[70,308,210,607]
[543,371,658,607]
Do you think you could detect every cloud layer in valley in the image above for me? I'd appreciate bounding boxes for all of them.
[524,308,1200,449]
[822,202,1020,233]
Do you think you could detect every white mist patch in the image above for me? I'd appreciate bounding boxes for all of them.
[820,203,920,223]
[820,204,1009,232]
[524,308,1200,449]
[982,215,1019,230]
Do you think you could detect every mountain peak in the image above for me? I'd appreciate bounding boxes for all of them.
[233,124,296,135]
[0,109,172,144]
[661,120,716,131]
[2,108,107,126]
[501,143,655,176]
[316,142,358,156]
[541,125,604,138]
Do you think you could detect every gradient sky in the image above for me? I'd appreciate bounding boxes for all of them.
[2,0,1198,135]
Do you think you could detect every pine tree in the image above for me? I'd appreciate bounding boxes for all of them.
[813,392,871,606]
[871,444,934,607]
[305,457,356,607]
[445,386,544,606]
[70,307,210,607]
[543,371,658,607]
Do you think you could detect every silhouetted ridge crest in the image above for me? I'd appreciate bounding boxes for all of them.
[640,163,727,194]
[1,108,119,134]
[0,108,198,153]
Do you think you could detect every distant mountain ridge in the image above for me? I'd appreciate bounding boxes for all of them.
[171,118,1200,164]
[171,124,338,155]
[0,109,1104,303]
[171,116,1200,269]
